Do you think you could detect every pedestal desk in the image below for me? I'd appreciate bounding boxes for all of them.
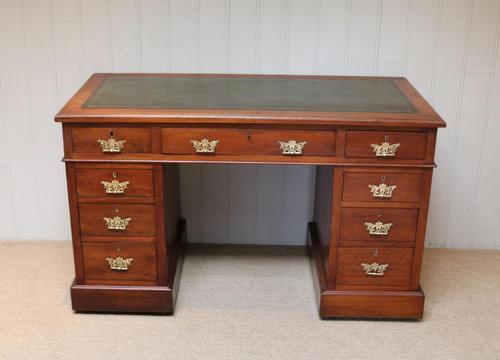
[55,74,445,319]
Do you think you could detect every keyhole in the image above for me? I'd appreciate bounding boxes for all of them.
[247,132,252,140]
[109,130,114,138]
[112,171,117,179]
[377,210,381,218]
[116,245,121,252]
[373,249,378,256]
[381,175,386,182]
[384,135,389,142]
[114,206,119,213]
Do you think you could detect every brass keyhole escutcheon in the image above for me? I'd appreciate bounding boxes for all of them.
[377,210,382,218]
[116,245,120,252]
[384,135,389,142]
[381,175,386,182]
[373,249,378,256]
[114,206,119,213]
[112,171,117,179]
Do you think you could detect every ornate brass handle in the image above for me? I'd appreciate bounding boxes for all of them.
[101,180,130,194]
[371,137,400,157]
[368,183,397,198]
[97,137,126,153]
[190,138,219,153]
[106,257,133,271]
[360,262,389,276]
[365,221,393,235]
[103,216,131,230]
[278,140,307,155]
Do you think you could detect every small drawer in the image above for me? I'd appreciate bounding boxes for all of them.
[79,204,156,237]
[71,127,152,154]
[75,168,154,198]
[345,131,427,159]
[342,171,423,203]
[336,247,413,287]
[161,128,336,156]
[340,208,418,242]
[82,241,157,282]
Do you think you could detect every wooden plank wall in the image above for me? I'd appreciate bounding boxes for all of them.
[0,0,499,248]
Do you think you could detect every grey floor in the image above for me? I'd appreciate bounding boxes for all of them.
[0,241,499,359]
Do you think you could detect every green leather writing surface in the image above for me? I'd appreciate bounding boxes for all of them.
[84,76,416,113]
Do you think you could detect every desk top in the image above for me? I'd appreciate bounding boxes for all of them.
[56,74,445,128]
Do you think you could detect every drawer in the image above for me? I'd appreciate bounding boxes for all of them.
[79,204,156,237]
[340,208,418,242]
[75,168,154,198]
[337,247,413,287]
[161,128,336,156]
[345,131,427,159]
[342,171,423,203]
[72,127,152,154]
[82,241,157,282]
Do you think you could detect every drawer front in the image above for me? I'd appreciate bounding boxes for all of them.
[342,171,423,203]
[82,242,157,282]
[161,128,336,156]
[345,131,427,159]
[72,127,152,154]
[340,208,418,242]
[76,168,154,198]
[79,204,156,237]
[337,247,413,287]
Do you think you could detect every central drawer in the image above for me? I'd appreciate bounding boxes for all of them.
[340,208,418,242]
[79,204,156,237]
[161,128,336,156]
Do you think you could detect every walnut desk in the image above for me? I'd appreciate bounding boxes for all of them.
[55,74,445,319]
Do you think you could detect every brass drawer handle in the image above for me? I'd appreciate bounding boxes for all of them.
[360,262,389,276]
[368,183,397,198]
[97,137,126,153]
[365,221,393,235]
[103,216,131,230]
[371,141,400,157]
[278,140,307,155]
[106,257,133,271]
[190,138,219,153]
[101,180,130,194]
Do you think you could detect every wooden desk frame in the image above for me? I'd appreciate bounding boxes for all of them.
[56,74,445,319]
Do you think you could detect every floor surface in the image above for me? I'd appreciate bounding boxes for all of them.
[0,241,499,359]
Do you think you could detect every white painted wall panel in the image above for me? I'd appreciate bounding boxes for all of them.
[446,0,500,248]
[346,0,380,75]
[139,0,168,72]
[24,0,69,240]
[287,0,318,74]
[426,0,471,248]
[229,0,258,73]
[0,0,42,240]
[377,0,410,76]
[0,0,500,249]
[316,0,348,75]
[472,26,500,249]
[258,0,288,73]
[81,0,112,76]
[199,0,227,73]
